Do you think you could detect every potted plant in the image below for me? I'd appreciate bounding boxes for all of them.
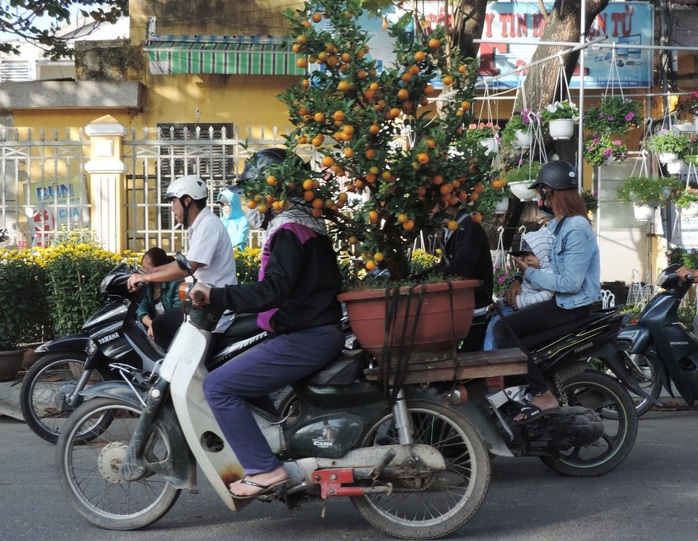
[464,121,500,155]
[582,190,599,214]
[675,186,698,216]
[539,100,579,140]
[505,161,543,201]
[616,175,682,220]
[475,178,512,219]
[501,110,537,148]
[244,0,488,357]
[583,96,643,136]
[644,129,692,164]
[682,134,698,166]
[676,89,698,129]
[583,135,629,166]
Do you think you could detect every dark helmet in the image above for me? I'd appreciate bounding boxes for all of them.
[238,148,288,184]
[528,161,578,190]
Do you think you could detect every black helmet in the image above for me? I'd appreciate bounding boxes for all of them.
[238,148,288,184]
[528,161,578,190]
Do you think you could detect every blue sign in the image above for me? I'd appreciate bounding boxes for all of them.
[478,2,653,89]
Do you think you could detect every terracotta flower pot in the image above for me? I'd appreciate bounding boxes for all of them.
[0,349,26,381]
[338,280,478,361]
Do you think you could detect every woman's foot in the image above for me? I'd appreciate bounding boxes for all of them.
[229,467,289,498]
[514,390,559,422]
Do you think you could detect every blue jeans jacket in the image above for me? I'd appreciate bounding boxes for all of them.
[523,216,601,309]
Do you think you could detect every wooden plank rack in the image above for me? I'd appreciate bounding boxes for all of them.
[363,348,529,385]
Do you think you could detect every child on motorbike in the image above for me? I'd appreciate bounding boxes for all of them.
[188,148,345,499]
[494,161,601,421]
[136,247,183,341]
[484,228,554,350]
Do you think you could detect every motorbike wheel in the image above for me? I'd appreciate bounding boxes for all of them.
[607,341,662,419]
[540,370,638,477]
[55,396,180,530]
[20,353,112,444]
[351,400,490,540]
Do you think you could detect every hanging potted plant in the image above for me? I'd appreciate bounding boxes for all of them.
[616,175,682,221]
[501,110,536,149]
[582,190,599,215]
[464,121,500,155]
[475,178,512,219]
[644,129,692,164]
[247,0,490,359]
[583,135,629,167]
[583,96,643,136]
[675,186,698,217]
[676,89,698,131]
[504,161,543,201]
[539,100,579,140]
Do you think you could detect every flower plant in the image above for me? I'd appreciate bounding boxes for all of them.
[675,186,698,209]
[676,90,698,118]
[644,129,692,156]
[666,245,688,266]
[583,96,643,135]
[464,121,500,142]
[583,135,628,166]
[243,0,488,281]
[582,190,599,213]
[500,110,536,148]
[505,160,543,183]
[539,100,579,122]
[615,175,682,207]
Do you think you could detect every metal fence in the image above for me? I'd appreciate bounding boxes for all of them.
[0,124,318,253]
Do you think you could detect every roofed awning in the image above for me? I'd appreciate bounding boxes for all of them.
[146,35,305,76]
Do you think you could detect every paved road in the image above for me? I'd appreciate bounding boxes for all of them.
[2,408,698,541]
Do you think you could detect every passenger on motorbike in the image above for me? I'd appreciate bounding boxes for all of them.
[136,247,183,341]
[188,148,345,499]
[493,161,602,421]
[127,175,237,349]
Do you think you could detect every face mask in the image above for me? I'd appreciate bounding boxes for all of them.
[538,190,554,216]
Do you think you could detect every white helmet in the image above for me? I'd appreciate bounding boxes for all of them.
[165,175,208,202]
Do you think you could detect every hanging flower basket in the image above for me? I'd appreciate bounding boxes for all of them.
[514,130,533,148]
[683,201,698,217]
[548,118,575,140]
[494,197,510,214]
[632,205,655,221]
[480,137,498,155]
[666,160,687,175]
[508,181,538,201]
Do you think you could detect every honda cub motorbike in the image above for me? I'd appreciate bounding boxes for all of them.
[55,255,531,539]
[21,263,268,443]
[617,264,698,408]
[277,306,644,479]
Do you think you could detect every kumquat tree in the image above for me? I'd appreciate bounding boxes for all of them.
[238,0,492,281]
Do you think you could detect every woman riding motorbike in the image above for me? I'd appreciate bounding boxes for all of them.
[493,160,602,421]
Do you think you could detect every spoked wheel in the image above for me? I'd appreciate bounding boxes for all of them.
[351,400,490,540]
[20,353,110,443]
[541,370,639,477]
[55,397,180,530]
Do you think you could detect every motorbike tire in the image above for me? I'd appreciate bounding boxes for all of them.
[55,396,180,530]
[540,370,639,477]
[351,400,490,540]
[610,340,662,419]
[20,352,112,444]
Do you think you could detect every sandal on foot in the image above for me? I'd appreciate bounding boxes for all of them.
[230,477,288,500]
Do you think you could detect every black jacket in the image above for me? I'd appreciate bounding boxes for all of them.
[435,211,493,309]
[210,225,342,332]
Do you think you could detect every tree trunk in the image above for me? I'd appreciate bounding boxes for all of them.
[525,0,609,111]
[450,0,490,59]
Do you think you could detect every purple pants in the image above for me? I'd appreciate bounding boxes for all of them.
[203,323,345,475]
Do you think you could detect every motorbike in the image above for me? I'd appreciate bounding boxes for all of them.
[20,263,268,443]
[56,255,643,538]
[278,304,644,478]
[616,264,698,409]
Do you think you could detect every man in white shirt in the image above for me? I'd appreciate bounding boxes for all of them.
[127,175,237,348]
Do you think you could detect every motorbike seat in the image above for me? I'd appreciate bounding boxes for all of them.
[305,349,367,386]
[520,309,615,350]
[218,313,263,341]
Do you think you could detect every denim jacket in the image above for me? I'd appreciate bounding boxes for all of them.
[523,216,601,309]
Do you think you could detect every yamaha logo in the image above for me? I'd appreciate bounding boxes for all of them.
[97,332,119,345]
[573,342,593,353]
